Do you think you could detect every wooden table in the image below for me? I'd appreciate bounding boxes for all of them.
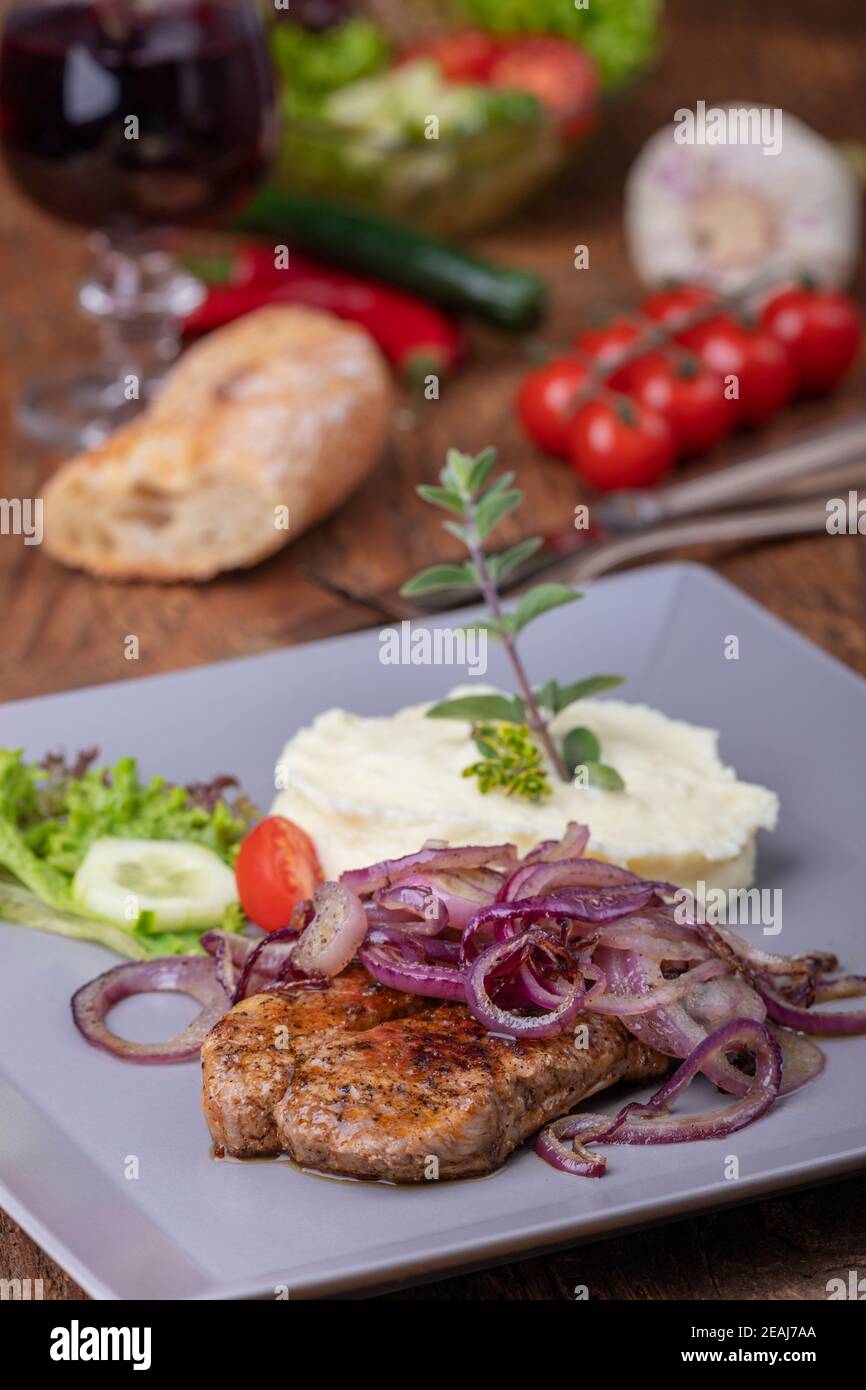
[1,0,864,1300]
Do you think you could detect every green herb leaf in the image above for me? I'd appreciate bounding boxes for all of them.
[533,678,560,711]
[415,485,466,515]
[487,536,543,582]
[444,447,474,492]
[552,674,625,711]
[459,619,506,642]
[562,726,600,776]
[474,489,522,542]
[465,447,498,495]
[400,562,477,596]
[427,694,525,723]
[442,520,471,544]
[511,583,580,634]
[574,760,626,791]
[482,470,517,499]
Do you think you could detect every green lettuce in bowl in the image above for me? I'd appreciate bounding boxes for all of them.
[456,0,662,88]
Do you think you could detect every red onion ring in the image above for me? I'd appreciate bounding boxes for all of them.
[460,889,662,965]
[232,924,302,1004]
[465,935,587,1038]
[692,916,813,995]
[522,822,590,863]
[759,986,866,1036]
[341,842,517,894]
[372,883,448,934]
[500,856,644,903]
[366,927,462,965]
[358,942,466,1001]
[596,915,711,960]
[292,882,368,977]
[386,869,503,930]
[768,1024,826,1095]
[594,945,758,1095]
[536,1017,782,1176]
[71,957,229,1064]
[587,956,730,1016]
[815,974,866,1002]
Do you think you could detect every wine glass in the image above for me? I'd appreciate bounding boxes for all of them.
[0,0,278,449]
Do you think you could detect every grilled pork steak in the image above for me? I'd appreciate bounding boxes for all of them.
[201,965,426,1157]
[275,1004,669,1182]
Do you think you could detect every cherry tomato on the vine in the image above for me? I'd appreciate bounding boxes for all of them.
[684,315,796,428]
[235,816,323,932]
[573,317,648,390]
[760,286,863,394]
[569,396,677,491]
[627,350,733,455]
[517,355,591,457]
[641,285,718,342]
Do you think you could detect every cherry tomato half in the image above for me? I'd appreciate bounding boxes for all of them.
[641,285,718,342]
[517,355,591,457]
[760,286,863,395]
[569,396,677,492]
[627,350,733,456]
[398,27,502,81]
[574,317,647,390]
[235,815,323,932]
[685,315,796,428]
[489,36,599,139]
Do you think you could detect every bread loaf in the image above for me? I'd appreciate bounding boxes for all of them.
[43,306,393,582]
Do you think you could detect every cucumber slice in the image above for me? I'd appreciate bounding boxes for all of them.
[73,838,237,931]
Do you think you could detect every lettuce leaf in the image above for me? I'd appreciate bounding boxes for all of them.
[457,0,662,88]
[271,18,390,111]
[0,878,151,960]
[0,749,256,957]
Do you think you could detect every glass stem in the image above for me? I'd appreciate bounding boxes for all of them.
[78,232,204,406]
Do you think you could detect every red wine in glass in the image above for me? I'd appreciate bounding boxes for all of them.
[0,0,278,447]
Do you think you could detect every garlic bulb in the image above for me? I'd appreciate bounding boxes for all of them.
[625,104,861,294]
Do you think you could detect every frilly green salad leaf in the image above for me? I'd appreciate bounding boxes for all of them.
[0,750,257,959]
[270,18,390,113]
[457,0,662,88]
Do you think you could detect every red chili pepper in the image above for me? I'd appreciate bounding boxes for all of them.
[184,247,466,386]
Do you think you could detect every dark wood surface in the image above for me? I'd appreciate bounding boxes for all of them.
[1,0,864,1300]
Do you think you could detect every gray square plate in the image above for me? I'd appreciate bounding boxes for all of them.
[1,562,865,1300]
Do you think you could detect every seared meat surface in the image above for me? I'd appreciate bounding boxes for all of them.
[201,965,425,1157]
[275,1004,669,1182]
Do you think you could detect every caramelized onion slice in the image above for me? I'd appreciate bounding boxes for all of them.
[537,1017,782,1176]
[71,957,229,1064]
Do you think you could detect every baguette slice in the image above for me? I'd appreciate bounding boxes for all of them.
[43,306,393,582]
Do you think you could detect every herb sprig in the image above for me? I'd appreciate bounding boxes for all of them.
[464,723,551,802]
[401,448,625,799]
